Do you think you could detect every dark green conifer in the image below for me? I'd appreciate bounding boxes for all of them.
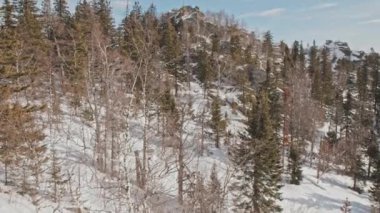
[231,91,282,212]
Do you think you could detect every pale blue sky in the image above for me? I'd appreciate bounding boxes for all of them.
[107,0,379,51]
[2,0,379,51]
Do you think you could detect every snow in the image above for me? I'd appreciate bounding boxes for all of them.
[0,79,374,212]
[0,187,55,213]
[282,166,371,213]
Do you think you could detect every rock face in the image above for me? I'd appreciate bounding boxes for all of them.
[324,40,365,64]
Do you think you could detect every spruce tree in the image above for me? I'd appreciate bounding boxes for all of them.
[211,33,220,56]
[70,0,92,97]
[310,46,322,102]
[207,163,223,211]
[262,31,273,59]
[230,33,242,62]
[321,47,334,105]
[50,149,68,202]
[160,18,181,95]
[17,0,44,47]
[244,44,254,64]
[288,145,302,185]
[231,91,282,212]
[1,0,16,28]
[370,155,380,210]
[197,48,214,96]
[299,43,306,73]
[93,0,114,37]
[211,97,224,148]
[54,0,70,19]
[0,1,47,187]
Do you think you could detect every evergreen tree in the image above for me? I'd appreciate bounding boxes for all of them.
[321,47,334,105]
[211,97,224,148]
[370,156,380,210]
[50,149,68,202]
[93,0,114,37]
[244,43,254,64]
[197,48,214,96]
[281,44,292,82]
[70,0,92,95]
[0,1,46,188]
[1,0,16,28]
[310,43,322,102]
[291,41,299,66]
[288,145,302,185]
[160,18,181,95]
[231,91,282,212]
[211,33,220,56]
[0,0,18,67]
[230,33,242,62]
[54,0,70,19]
[142,3,159,48]
[369,53,380,135]
[207,163,223,212]
[17,0,43,45]
[262,31,273,59]
[357,61,369,102]
[351,154,365,192]
[299,43,306,73]
[340,198,352,213]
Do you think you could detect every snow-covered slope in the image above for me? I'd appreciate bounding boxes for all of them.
[282,166,371,213]
[0,79,373,212]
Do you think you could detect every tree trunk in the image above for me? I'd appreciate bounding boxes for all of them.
[4,162,8,185]
[368,159,372,179]
[178,136,184,205]
[134,151,142,188]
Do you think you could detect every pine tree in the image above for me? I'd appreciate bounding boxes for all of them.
[211,97,224,148]
[93,0,114,37]
[69,0,92,98]
[17,0,44,47]
[370,156,380,210]
[369,53,380,136]
[351,154,365,192]
[15,0,48,87]
[0,0,17,135]
[231,91,282,212]
[142,3,159,49]
[230,33,242,62]
[207,163,223,212]
[197,47,214,96]
[244,43,254,64]
[262,31,273,59]
[1,0,16,28]
[291,41,299,66]
[310,44,322,102]
[0,0,47,187]
[321,47,334,105]
[50,149,68,203]
[211,33,220,56]
[340,198,352,213]
[54,0,70,19]
[299,43,306,73]
[288,145,302,185]
[160,18,181,95]
[357,61,369,102]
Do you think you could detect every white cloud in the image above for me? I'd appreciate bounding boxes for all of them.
[239,8,286,18]
[311,3,338,10]
[359,19,380,24]
[111,0,130,9]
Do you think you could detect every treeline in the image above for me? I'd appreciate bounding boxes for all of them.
[1,0,380,212]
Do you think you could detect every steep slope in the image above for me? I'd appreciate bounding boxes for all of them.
[0,79,373,212]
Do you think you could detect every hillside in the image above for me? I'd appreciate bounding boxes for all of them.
[1,2,380,213]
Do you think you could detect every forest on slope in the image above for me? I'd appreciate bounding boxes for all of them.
[0,0,380,212]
